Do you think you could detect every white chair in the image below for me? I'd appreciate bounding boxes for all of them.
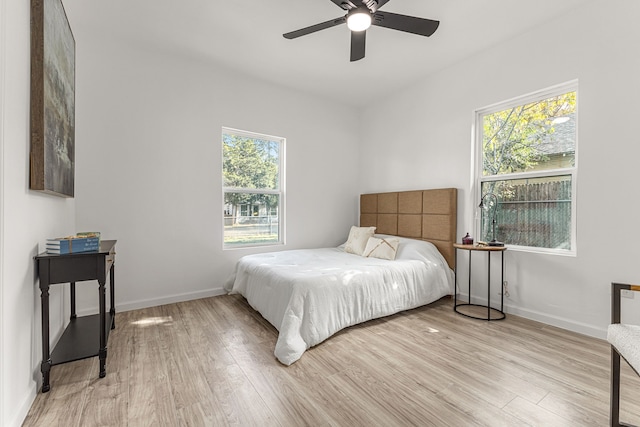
[608,282,640,427]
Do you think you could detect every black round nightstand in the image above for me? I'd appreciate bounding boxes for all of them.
[453,244,507,321]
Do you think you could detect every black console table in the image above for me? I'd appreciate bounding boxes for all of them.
[35,239,117,392]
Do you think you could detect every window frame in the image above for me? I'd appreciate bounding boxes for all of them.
[222,127,285,249]
[473,80,578,256]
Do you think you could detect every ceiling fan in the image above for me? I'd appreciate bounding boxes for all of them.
[283,0,440,62]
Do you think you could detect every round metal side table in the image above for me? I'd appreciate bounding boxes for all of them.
[453,243,507,321]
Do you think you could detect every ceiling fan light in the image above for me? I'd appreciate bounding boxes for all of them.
[347,12,372,32]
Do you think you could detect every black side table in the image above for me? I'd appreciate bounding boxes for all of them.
[453,243,506,321]
[35,240,117,392]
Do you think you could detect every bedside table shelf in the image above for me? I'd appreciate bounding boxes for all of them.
[453,243,507,321]
[50,312,115,365]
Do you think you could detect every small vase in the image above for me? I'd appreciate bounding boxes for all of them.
[462,233,474,245]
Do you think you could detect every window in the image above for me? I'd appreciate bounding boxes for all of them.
[475,81,577,254]
[222,127,284,248]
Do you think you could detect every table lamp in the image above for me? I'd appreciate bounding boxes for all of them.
[479,193,504,247]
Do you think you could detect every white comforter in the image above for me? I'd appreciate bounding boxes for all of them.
[225,236,454,365]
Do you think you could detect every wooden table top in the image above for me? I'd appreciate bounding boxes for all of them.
[453,243,507,251]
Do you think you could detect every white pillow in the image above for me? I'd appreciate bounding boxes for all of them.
[344,226,376,256]
[363,237,399,260]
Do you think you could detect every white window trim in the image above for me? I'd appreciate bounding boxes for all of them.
[473,80,578,256]
[222,127,286,249]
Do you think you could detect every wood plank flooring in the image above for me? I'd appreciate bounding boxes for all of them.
[23,295,640,426]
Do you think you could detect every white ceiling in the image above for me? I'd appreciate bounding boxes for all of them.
[65,0,592,107]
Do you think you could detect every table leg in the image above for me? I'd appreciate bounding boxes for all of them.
[98,280,107,378]
[39,266,51,393]
[467,251,472,304]
[109,263,115,329]
[454,249,458,307]
[501,251,505,312]
[487,252,491,320]
[70,282,76,320]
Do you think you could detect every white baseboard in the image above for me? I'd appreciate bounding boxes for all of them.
[77,287,227,316]
[457,292,607,340]
[504,304,607,340]
[8,382,36,427]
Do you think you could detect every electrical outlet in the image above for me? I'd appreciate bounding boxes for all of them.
[621,289,635,299]
[500,281,510,297]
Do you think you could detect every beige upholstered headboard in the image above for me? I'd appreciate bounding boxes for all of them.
[360,188,458,269]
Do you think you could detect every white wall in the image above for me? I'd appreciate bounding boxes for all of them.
[1,1,76,426]
[71,34,361,313]
[1,0,6,422]
[360,0,640,337]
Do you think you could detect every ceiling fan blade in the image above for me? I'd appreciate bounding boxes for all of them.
[350,30,366,62]
[372,11,439,37]
[283,17,346,39]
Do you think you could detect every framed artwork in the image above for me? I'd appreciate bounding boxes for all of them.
[30,0,75,197]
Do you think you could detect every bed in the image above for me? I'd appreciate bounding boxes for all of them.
[225,188,457,365]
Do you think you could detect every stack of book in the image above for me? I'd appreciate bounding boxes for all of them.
[46,232,101,255]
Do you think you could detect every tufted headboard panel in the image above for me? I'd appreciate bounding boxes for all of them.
[360,188,457,269]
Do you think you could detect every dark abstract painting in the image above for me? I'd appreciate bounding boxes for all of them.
[30,0,75,197]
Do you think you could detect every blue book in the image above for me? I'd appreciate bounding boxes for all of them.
[46,236,100,254]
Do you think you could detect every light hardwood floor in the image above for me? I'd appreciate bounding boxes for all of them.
[23,295,640,426]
